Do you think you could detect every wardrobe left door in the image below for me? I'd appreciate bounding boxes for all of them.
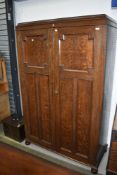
[17,28,55,149]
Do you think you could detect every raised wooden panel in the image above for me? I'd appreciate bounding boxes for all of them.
[23,30,49,67]
[39,75,52,144]
[23,35,48,67]
[26,73,53,145]
[76,80,92,157]
[26,73,39,138]
[59,28,94,71]
[59,79,73,152]
[58,78,92,159]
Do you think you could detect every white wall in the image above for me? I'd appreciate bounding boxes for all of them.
[14,0,117,24]
[14,0,117,174]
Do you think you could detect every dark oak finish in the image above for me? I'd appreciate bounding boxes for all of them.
[54,25,106,165]
[17,28,54,149]
[16,15,117,168]
[0,142,80,175]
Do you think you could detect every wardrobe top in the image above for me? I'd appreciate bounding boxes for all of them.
[16,14,117,30]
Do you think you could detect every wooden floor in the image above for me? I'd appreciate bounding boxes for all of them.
[0,142,83,175]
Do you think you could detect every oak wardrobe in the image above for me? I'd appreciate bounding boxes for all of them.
[16,15,117,172]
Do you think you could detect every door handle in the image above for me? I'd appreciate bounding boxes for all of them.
[54,90,59,95]
[59,64,64,69]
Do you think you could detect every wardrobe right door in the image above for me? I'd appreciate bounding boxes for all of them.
[54,25,105,165]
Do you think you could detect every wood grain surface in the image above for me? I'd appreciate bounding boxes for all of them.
[16,15,117,167]
[0,142,82,175]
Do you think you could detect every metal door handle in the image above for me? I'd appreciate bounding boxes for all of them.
[59,64,64,69]
[54,90,59,95]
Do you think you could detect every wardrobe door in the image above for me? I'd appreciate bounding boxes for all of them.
[54,26,105,164]
[17,29,54,149]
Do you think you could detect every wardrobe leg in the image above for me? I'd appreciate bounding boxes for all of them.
[91,144,108,174]
[25,140,31,145]
[91,168,98,174]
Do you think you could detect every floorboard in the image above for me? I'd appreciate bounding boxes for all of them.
[0,142,83,175]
